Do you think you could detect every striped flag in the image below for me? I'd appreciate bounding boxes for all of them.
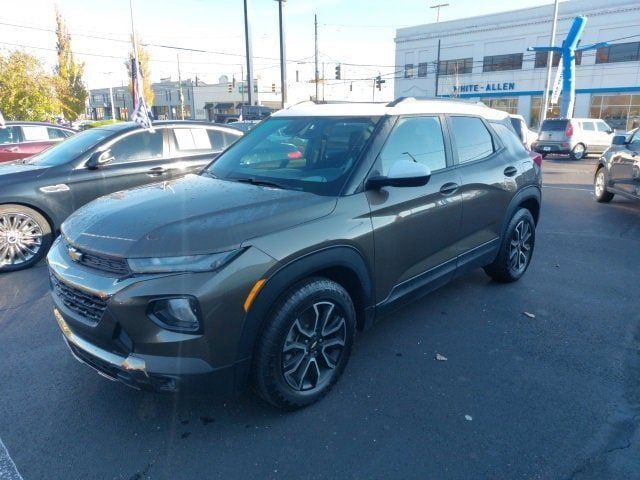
[130,58,154,132]
[0,110,5,128]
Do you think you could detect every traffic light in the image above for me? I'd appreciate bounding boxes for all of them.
[375,75,386,91]
[335,64,341,80]
[228,83,232,93]
[272,83,276,93]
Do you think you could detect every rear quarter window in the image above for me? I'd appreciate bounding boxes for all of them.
[491,121,528,156]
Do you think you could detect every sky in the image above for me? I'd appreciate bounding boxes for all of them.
[0,0,557,95]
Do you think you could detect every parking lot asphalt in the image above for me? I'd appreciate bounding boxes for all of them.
[0,156,639,480]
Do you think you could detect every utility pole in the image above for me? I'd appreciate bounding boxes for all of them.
[430,3,449,23]
[243,0,255,106]
[322,62,325,101]
[104,71,115,122]
[314,14,319,101]
[177,54,184,120]
[275,0,287,109]
[541,0,560,126]
[240,64,245,105]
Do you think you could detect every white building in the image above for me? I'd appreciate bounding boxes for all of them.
[394,0,640,130]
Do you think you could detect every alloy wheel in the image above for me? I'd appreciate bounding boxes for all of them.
[282,301,347,392]
[573,144,585,159]
[0,212,44,266]
[509,220,532,274]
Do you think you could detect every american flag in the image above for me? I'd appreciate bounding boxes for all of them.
[130,58,154,132]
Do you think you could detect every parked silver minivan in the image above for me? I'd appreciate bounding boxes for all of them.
[533,118,614,160]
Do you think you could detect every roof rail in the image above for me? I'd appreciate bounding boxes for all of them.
[387,96,487,107]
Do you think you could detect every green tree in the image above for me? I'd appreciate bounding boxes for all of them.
[0,51,60,121]
[54,7,87,121]
[125,36,154,107]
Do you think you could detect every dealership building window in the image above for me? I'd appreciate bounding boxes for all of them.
[534,50,582,68]
[404,64,414,78]
[480,97,518,114]
[483,53,523,72]
[596,41,640,64]
[590,94,640,130]
[417,62,429,78]
[438,58,473,75]
[529,96,561,129]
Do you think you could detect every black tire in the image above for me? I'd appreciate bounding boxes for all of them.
[569,143,586,161]
[483,208,536,283]
[252,277,356,410]
[0,204,52,273]
[594,167,614,203]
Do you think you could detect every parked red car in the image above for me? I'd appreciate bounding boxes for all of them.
[0,122,75,163]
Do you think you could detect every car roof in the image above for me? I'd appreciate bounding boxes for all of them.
[273,97,510,121]
[5,121,75,131]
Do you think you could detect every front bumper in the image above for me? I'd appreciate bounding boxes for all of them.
[47,237,276,393]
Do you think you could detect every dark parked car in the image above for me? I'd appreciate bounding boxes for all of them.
[0,121,242,272]
[0,122,75,163]
[48,99,542,409]
[594,128,640,202]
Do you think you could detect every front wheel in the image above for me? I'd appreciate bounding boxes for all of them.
[484,208,536,283]
[0,204,52,273]
[594,168,614,203]
[252,277,356,410]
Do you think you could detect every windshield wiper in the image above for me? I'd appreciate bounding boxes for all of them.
[234,177,287,190]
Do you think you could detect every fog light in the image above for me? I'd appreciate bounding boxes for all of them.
[149,297,201,333]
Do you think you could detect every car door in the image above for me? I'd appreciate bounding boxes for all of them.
[611,129,640,194]
[67,127,168,210]
[0,126,24,162]
[165,126,241,178]
[365,115,463,304]
[448,115,517,260]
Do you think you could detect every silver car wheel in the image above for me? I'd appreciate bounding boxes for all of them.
[595,170,605,197]
[572,144,585,159]
[0,212,44,266]
[509,220,532,274]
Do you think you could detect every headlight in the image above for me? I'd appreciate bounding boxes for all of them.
[127,249,243,274]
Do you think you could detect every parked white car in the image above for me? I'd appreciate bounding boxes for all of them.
[533,118,615,160]
[509,114,538,150]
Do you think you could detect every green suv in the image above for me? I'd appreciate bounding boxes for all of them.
[48,98,542,409]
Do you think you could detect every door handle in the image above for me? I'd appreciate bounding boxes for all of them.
[147,167,168,176]
[503,166,518,177]
[0,146,19,152]
[439,182,459,195]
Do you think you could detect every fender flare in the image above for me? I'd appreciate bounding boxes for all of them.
[236,245,374,363]
[500,185,542,238]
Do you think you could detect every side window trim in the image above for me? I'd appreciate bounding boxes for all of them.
[446,114,503,167]
[81,127,167,168]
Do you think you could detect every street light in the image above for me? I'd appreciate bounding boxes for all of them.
[430,3,449,23]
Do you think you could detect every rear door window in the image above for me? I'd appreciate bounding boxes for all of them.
[171,127,214,155]
[21,125,49,141]
[449,116,495,164]
[581,122,595,131]
[596,122,611,133]
[540,119,568,132]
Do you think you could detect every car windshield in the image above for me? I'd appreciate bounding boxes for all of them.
[26,128,113,166]
[205,116,380,195]
[540,119,569,131]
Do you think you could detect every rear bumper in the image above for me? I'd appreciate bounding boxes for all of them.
[55,307,250,393]
[533,142,571,154]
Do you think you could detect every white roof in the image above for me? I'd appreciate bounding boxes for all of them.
[273,98,509,121]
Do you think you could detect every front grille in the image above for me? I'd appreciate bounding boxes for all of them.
[78,250,130,276]
[50,274,108,322]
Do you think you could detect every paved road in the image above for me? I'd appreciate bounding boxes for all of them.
[1,157,639,480]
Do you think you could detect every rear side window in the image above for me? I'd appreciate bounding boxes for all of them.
[206,129,240,151]
[47,127,69,140]
[21,125,49,141]
[172,127,213,154]
[509,117,524,140]
[596,122,611,133]
[581,122,595,131]
[491,121,528,156]
[379,116,447,174]
[540,119,568,131]
[0,126,21,145]
[449,116,495,164]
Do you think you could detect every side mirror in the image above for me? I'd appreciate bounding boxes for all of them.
[366,159,431,190]
[607,129,614,135]
[612,135,628,146]
[86,149,114,169]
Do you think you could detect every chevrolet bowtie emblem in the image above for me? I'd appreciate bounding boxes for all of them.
[68,247,84,263]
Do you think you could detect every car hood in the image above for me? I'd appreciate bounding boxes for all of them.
[62,174,337,258]
[0,162,50,183]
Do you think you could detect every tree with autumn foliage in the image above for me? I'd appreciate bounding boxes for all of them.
[125,37,154,107]
[54,7,88,121]
[0,51,60,121]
